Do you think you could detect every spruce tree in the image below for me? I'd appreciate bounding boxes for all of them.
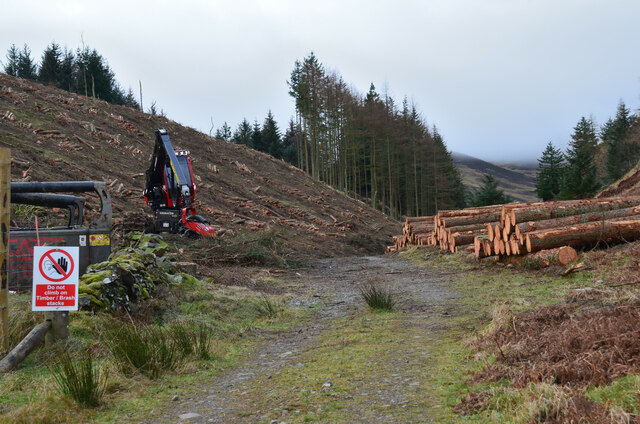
[559,116,599,199]
[250,120,263,152]
[281,119,300,166]
[468,174,512,207]
[76,46,119,102]
[262,111,282,158]
[214,122,232,141]
[16,44,37,80]
[535,141,565,200]
[123,87,140,109]
[232,119,253,147]
[602,101,635,182]
[38,42,62,85]
[58,47,76,91]
[3,44,19,76]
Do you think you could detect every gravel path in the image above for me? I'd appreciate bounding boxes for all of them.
[149,255,459,423]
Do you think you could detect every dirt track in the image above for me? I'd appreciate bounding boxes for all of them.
[147,255,459,423]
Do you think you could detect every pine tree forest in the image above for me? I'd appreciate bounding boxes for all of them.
[3,42,140,110]
[287,53,465,219]
[535,101,640,202]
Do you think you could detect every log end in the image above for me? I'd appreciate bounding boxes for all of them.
[558,246,578,265]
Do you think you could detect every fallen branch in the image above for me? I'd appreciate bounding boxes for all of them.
[73,134,95,150]
[0,321,51,373]
[560,262,591,276]
[610,280,640,288]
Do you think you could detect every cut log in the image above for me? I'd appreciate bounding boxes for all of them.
[493,224,502,241]
[557,246,579,264]
[0,321,51,373]
[525,219,640,253]
[493,238,505,255]
[510,246,578,267]
[440,211,502,228]
[532,247,578,266]
[474,235,492,259]
[514,207,640,241]
[510,238,522,256]
[445,222,493,233]
[483,240,493,256]
[437,205,503,218]
[510,197,640,227]
[449,229,487,249]
[405,216,434,224]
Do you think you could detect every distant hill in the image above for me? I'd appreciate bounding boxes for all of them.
[452,152,538,203]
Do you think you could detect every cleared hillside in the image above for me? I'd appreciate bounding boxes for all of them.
[451,152,538,203]
[0,73,400,258]
[598,160,640,198]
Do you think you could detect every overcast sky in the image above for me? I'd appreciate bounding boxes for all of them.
[3,0,640,162]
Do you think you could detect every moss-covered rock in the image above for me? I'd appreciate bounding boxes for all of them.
[78,232,188,312]
[120,232,170,257]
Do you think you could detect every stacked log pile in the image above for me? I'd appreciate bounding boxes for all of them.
[387,216,435,252]
[388,196,640,262]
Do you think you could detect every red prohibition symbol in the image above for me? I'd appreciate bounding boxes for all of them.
[38,249,75,283]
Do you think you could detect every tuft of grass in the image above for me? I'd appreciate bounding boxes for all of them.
[168,322,215,360]
[102,322,181,379]
[477,302,513,338]
[51,348,107,407]
[168,323,194,359]
[253,294,282,319]
[360,283,396,312]
[193,323,215,360]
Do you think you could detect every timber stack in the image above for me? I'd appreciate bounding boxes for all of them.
[387,196,640,264]
[387,216,435,253]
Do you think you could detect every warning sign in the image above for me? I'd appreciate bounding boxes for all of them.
[32,246,79,311]
[89,234,110,246]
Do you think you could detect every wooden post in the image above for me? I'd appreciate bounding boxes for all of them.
[0,148,10,356]
[44,311,69,345]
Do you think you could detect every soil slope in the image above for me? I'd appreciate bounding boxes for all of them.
[0,73,399,257]
[598,160,640,198]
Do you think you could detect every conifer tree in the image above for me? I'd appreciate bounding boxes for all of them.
[535,141,565,200]
[468,174,512,207]
[559,116,599,199]
[262,111,282,158]
[281,119,300,166]
[250,120,263,152]
[214,122,232,141]
[3,44,19,76]
[16,44,37,80]
[58,47,76,91]
[232,119,253,147]
[287,52,465,217]
[602,101,635,183]
[38,42,62,85]
[76,46,119,103]
[122,87,140,109]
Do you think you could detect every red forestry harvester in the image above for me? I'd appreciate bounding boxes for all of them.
[143,129,216,238]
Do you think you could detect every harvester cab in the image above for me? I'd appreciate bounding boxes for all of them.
[143,129,216,238]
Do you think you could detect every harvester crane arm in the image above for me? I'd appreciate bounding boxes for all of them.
[143,129,215,238]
